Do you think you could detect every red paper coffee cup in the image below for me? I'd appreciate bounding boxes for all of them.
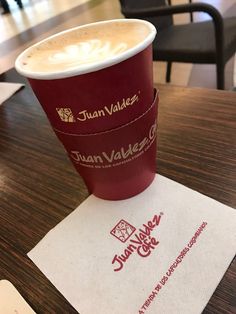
[15,19,156,134]
[15,19,158,200]
[54,90,158,200]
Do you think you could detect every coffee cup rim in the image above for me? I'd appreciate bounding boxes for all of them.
[15,19,156,80]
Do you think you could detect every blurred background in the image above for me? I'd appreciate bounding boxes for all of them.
[0,0,235,89]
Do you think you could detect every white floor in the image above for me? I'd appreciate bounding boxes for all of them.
[0,0,93,41]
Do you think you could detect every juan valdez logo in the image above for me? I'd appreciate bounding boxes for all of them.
[70,122,156,168]
[111,213,163,272]
[110,219,136,243]
[56,92,140,123]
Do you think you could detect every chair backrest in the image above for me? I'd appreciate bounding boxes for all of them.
[119,0,173,31]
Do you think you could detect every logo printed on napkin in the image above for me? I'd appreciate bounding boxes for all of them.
[28,175,236,314]
[112,213,162,271]
[138,221,208,313]
[110,219,136,243]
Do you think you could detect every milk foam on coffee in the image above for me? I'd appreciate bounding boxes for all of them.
[20,21,151,74]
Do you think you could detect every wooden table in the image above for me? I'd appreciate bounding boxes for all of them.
[0,69,235,313]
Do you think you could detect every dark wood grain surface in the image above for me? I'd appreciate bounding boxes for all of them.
[0,69,235,313]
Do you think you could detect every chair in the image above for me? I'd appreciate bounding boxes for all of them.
[119,0,236,89]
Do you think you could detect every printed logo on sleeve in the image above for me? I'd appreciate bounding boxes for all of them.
[70,121,157,169]
[56,108,76,122]
[55,92,140,123]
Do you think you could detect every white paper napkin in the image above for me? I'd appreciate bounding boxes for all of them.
[28,175,236,314]
[0,280,36,313]
[0,82,24,105]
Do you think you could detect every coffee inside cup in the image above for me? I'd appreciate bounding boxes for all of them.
[19,20,152,74]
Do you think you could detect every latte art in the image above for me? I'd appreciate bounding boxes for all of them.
[17,20,156,77]
[48,40,128,67]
